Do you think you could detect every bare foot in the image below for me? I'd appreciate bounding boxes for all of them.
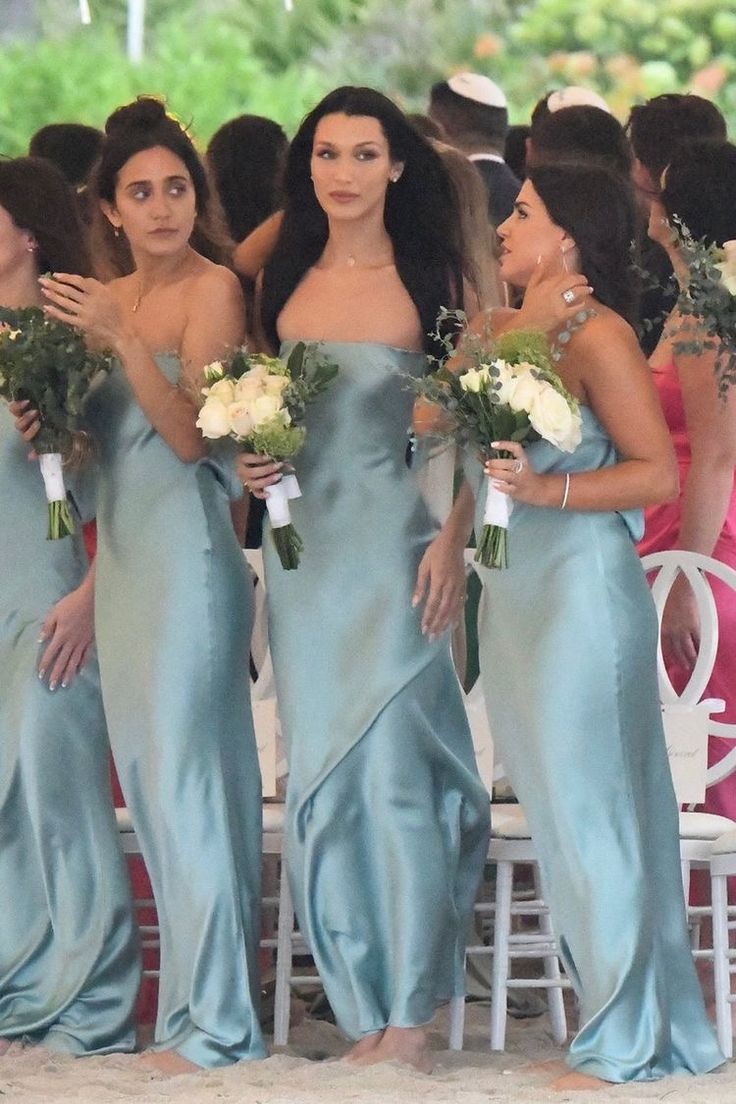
[139,1049,201,1076]
[550,1071,608,1092]
[349,1026,433,1074]
[344,1031,384,1062]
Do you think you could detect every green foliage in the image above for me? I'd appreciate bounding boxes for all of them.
[0,0,734,156]
[0,306,111,454]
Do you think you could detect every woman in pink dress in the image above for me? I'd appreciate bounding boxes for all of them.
[639,138,736,819]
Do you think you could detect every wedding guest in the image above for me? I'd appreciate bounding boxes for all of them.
[530,85,611,129]
[206,114,288,245]
[0,156,139,1056]
[504,123,530,182]
[466,163,723,1088]
[429,72,520,226]
[641,139,736,814]
[240,86,491,1073]
[29,123,103,188]
[16,97,266,1072]
[625,94,727,357]
[527,105,632,177]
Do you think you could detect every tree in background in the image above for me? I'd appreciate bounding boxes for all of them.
[0,0,733,155]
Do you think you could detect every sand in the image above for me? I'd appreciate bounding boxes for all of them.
[0,1004,731,1104]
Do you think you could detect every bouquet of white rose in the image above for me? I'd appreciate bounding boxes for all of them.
[196,342,338,569]
[410,320,582,568]
[0,306,112,539]
[670,219,736,398]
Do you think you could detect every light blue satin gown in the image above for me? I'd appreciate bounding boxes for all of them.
[264,341,491,1039]
[472,404,723,1081]
[0,396,139,1054]
[83,354,266,1067]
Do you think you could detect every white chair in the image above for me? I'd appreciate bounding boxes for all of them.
[449,556,570,1051]
[710,828,736,1056]
[641,551,736,910]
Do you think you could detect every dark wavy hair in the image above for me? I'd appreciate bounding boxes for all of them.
[206,114,288,243]
[90,96,229,276]
[0,156,91,277]
[660,139,736,248]
[531,106,632,178]
[528,162,638,325]
[260,86,466,357]
[626,94,727,186]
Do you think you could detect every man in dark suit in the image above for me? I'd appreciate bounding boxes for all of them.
[429,72,520,228]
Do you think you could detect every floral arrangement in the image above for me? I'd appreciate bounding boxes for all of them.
[410,314,582,568]
[0,307,111,539]
[670,219,736,398]
[197,342,338,569]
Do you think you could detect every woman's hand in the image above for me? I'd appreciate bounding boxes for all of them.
[485,440,555,507]
[9,398,40,446]
[514,254,593,335]
[412,530,466,641]
[38,582,95,691]
[661,575,700,671]
[39,274,126,350]
[235,452,284,499]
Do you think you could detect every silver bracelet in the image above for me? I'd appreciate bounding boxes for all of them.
[560,472,571,510]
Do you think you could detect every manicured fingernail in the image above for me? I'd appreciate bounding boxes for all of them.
[491,441,500,448]
[37,634,45,643]
[49,681,57,692]
[61,681,68,689]
[411,595,419,607]
[38,670,45,680]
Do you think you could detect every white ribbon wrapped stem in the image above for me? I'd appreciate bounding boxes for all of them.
[266,473,301,529]
[38,453,67,504]
[483,476,513,528]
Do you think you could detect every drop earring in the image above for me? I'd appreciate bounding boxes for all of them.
[113,226,121,238]
[561,246,570,273]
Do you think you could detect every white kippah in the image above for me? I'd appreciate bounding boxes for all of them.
[546,86,612,114]
[447,72,507,110]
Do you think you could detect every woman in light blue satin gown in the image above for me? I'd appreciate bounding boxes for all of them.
[240,87,491,1072]
[0,158,139,1056]
[27,100,266,1072]
[470,163,724,1086]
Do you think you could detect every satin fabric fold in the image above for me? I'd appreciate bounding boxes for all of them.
[471,405,723,1081]
[0,392,139,1055]
[264,341,490,1039]
[83,354,266,1067]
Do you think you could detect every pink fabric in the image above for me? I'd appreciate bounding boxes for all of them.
[639,360,736,823]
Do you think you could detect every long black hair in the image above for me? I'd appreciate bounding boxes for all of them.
[661,139,736,247]
[206,114,288,243]
[0,156,91,277]
[260,86,466,356]
[528,162,638,326]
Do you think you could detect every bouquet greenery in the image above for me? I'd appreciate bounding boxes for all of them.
[670,219,736,398]
[197,341,338,569]
[410,313,582,568]
[0,307,112,539]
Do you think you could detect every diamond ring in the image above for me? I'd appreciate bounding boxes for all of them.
[513,459,524,474]
[562,288,576,305]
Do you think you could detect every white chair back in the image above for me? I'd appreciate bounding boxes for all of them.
[641,551,736,798]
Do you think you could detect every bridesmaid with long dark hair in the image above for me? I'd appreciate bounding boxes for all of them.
[0,156,139,1056]
[15,99,266,1072]
[241,86,491,1073]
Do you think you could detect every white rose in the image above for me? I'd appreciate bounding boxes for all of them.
[528,384,582,452]
[506,369,539,414]
[459,367,482,392]
[227,400,256,438]
[251,393,288,427]
[235,373,266,401]
[196,398,231,439]
[716,241,736,295]
[264,374,290,397]
[493,360,518,405]
[204,378,237,404]
[203,359,226,383]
